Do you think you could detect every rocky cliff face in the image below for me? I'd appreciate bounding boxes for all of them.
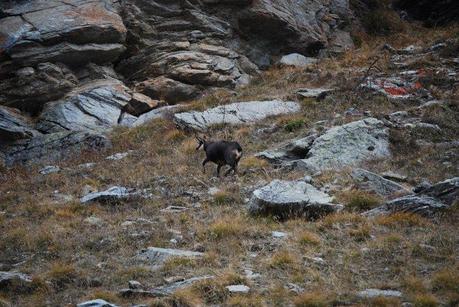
[0,0,353,166]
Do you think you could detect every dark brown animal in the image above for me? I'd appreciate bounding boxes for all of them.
[196,136,242,177]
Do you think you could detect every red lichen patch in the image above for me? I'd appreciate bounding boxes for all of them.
[384,86,409,96]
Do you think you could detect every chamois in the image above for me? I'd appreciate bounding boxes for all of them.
[196,136,243,177]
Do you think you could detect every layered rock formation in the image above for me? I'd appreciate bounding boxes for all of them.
[0,0,353,165]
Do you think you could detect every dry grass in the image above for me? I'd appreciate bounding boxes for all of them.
[375,213,430,228]
[0,21,458,307]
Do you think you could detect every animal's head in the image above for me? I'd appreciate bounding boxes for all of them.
[195,135,206,150]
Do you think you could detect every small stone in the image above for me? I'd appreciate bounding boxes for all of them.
[128,280,143,289]
[77,299,119,307]
[226,284,250,294]
[39,165,60,175]
[208,187,221,195]
[279,53,317,67]
[272,231,287,238]
[244,269,261,279]
[84,216,103,226]
[105,151,132,161]
[357,289,402,299]
[161,206,188,213]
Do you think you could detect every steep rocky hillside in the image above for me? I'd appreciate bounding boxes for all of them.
[0,1,458,306]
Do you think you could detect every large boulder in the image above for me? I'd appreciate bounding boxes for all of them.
[174,100,300,130]
[295,118,390,172]
[135,76,199,104]
[1,131,111,166]
[36,80,132,133]
[0,0,127,67]
[0,106,40,141]
[248,179,341,219]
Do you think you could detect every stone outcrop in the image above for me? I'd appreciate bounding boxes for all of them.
[0,106,39,141]
[0,63,78,114]
[36,80,132,133]
[0,0,126,68]
[1,131,111,166]
[0,0,354,166]
[248,179,342,219]
[175,100,300,130]
[351,168,409,197]
[364,178,458,217]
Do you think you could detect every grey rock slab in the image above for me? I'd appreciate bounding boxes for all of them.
[0,106,40,141]
[296,88,334,99]
[272,231,287,238]
[39,165,60,175]
[0,271,32,291]
[351,168,409,196]
[279,53,317,67]
[256,134,317,164]
[417,177,458,206]
[175,100,300,130]
[150,275,214,296]
[295,118,390,172]
[80,186,152,204]
[357,289,402,299]
[364,195,448,217]
[248,179,341,219]
[226,284,250,294]
[136,247,204,266]
[1,131,111,166]
[77,299,118,307]
[36,79,131,133]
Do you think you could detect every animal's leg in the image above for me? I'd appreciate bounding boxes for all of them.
[202,158,209,174]
[224,163,236,176]
[216,164,223,177]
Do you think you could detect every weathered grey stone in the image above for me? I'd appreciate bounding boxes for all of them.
[0,1,126,67]
[417,177,459,206]
[226,284,250,294]
[39,165,60,175]
[136,247,204,266]
[175,100,300,130]
[1,131,110,166]
[77,299,118,307]
[296,88,334,99]
[256,134,317,164]
[279,53,317,67]
[248,179,341,219]
[80,186,152,204]
[364,195,448,217]
[295,118,390,172]
[135,77,199,105]
[351,168,409,196]
[0,271,32,292]
[0,106,39,141]
[36,80,132,133]
[126,93,160,116]
[357,289,402,299]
